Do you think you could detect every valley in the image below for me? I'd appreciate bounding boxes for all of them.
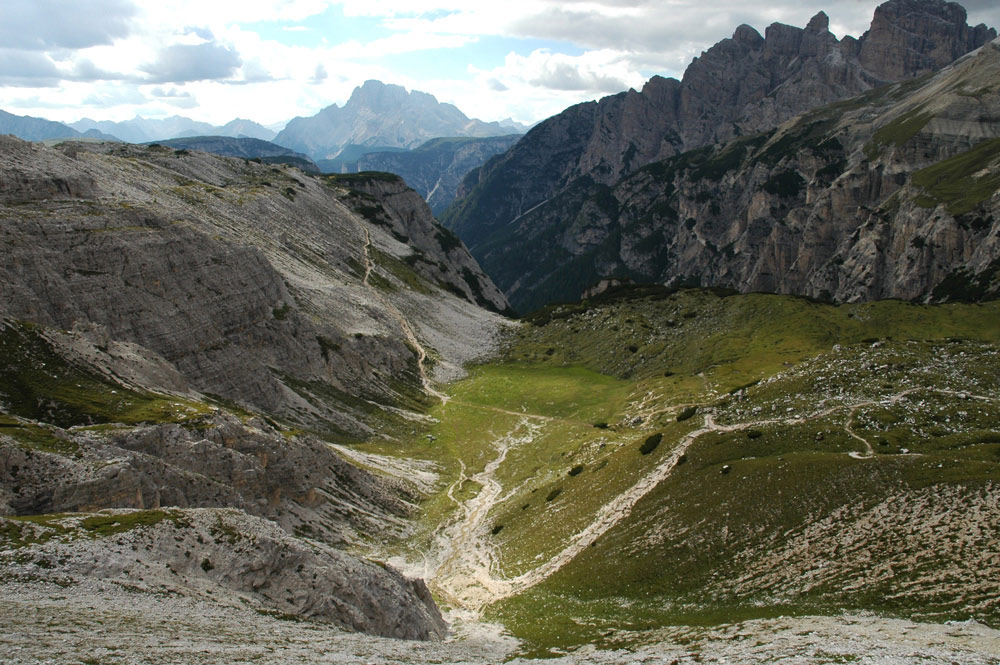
[3,288,999,664]
[2,1,1000,663]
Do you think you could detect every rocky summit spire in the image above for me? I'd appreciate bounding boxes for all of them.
[859,0,997,81]
[806,11,830,33]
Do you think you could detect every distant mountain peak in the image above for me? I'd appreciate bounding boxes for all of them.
[274,79,525,160]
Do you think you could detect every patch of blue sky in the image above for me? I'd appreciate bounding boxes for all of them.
[372,36,584,79]
[239,6,390,48]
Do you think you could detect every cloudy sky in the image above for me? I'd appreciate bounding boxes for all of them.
[2,0,999,128]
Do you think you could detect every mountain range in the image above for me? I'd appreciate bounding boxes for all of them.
[0,109,119,143]
[1,0,1000,662]
[1,80,527,212]
[69,115,278,143]
[442,0,998,312]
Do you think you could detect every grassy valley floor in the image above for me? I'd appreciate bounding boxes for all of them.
[357,288,1000,658]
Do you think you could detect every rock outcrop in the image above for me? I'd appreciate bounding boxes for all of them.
[0,508,447,640]
[443,0,997,311]
[858,0,998,80]
[0,408,415,546]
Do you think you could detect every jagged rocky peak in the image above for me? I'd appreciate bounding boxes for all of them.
[807,11,830,33]
[859,0,997,81]
[732,24,764,48]
[275,79,521,160]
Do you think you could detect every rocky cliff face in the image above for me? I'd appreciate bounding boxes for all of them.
[473,39,1000,311]
[443,0,997,309]
[858,0,997,80]
[0,404,414,547]
[0,137,508,436]
[275,80,522,161]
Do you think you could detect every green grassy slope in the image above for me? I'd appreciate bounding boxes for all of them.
[371,288,1000,656]
[0,320,214,435]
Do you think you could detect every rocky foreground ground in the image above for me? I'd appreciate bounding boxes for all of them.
[1,578,998,664]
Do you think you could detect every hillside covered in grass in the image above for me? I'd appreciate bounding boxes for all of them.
[367,287,1000,657]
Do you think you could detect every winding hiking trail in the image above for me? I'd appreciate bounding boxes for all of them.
[358,226,449,404]
[419,385,985,618]
[426,419,541,612]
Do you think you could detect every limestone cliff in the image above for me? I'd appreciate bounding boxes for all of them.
[472,39,1000,311]
[443,0,997,310]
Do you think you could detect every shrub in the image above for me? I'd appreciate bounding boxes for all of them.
[763,169,806,197]
[546,488,562,502]
[568,464,584,477]
[640,433,662,455]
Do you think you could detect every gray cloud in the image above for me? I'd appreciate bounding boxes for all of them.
[141,42,243,83]
[71,59,125,82]
[529,62,628,93]
[312,63,329,84]
[238,59,276,84]
[506,2,904,55]
[150,87,193,99]
[488,78,509,92]
[961,1,1000,27]
[0,0,135,51]
[0,50,61,87]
